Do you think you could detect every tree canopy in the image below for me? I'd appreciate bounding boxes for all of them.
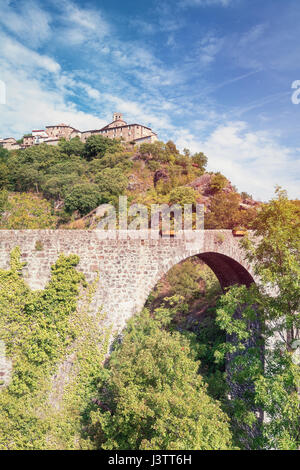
[89,309,234,450]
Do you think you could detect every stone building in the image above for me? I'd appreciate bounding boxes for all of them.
[81,113,158,145]
[19,124,80,148]
[22,135,35,147]
[0,137,20,150]
[0,113,158,150]
[45,123,80,140]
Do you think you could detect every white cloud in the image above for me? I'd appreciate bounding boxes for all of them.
[0,67,106,137]
[0,0,52,47]
[53,0,110,45]
[178,0,234,8]
[0,33,61,74]
[0,0,299,203]
[196,34,223,65]
[0,31,106,137]
[175,122,300,200]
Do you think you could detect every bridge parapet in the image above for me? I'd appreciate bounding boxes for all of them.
[0,230,256,331]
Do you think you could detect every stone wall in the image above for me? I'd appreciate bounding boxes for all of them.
[0,230,256,333]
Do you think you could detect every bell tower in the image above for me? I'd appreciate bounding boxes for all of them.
[113,112,123,122]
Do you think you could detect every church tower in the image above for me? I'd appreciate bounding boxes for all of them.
[113,112,123,122]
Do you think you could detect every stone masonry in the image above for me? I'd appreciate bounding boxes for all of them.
[0,230,256,333]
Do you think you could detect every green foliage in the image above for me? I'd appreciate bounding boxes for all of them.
[169,186,197,206]
[0,251,83,448]
[165,140,179,155]
[167,259,202,300]
[88,309,234,450]
[0,135,258,229]
[95,167,128,202]
[210,172,228,193]
[93,152,133,171]
[83,135,122,160]
[42,174,79,200]
[0,250,108,449]
[0,189,8,217]
[0,162,9,189]
[214,188,300,449]
[0,146,9,162]
[192,309,227,400]
[64,183,102,215]
[205,192,257,229]
[0,193,57,229]
[58,137,85,156]
[8,145,63,192]
[139,141,168,161]
[139,141,185,165]
[192,152,207,172]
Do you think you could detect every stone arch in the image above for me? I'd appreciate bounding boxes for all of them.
[197,252,255,290]
[0,230,257,331]
[135,248,256,322]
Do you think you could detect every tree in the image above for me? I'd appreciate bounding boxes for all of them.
[88,309,234,450]
[95,168,128,198]
[139,142,173,163]
[64,183,102,215]
[205,192,257,229]
[0,162,9,189]
[165,140,179,155]
[0,193,57,229]
[169,186,197,206]
[215,188,300,449]
[12,167,43,192]
[192,152,207,172]
[167,260,203,300]
[83,135,122,160]
[42,174,79,200]
[58,137,85,156]
[0,147,9,162]
[210,172,228,193]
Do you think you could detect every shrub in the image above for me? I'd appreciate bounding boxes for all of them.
[169,186,197,206]
[89,310,234,450]
[0,193,57,229]
[210,173,228,193]
[95,168,128,197]
[83,135,122,160]
[58,137,85,156]
[65,183,102,215]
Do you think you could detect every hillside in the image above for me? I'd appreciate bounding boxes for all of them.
[0,135,299,450]
[0,135,259,230]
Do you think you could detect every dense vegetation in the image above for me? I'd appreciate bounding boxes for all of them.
[0,136,258,229]
[0,137,299,450]
[0,249,108,449]
[215,189,300,450]
[87,308,233,450]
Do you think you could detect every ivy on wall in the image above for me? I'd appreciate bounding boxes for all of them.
[0,248,109,450]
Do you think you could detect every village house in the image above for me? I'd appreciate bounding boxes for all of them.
[0,137,20,150]
[0,113,158,150]
[80,113,158,144]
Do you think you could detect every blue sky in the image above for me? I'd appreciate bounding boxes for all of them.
[0,0,299,200]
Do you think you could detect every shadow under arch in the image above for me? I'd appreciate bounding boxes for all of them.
[196,252,255,290]
[140,249,256,316]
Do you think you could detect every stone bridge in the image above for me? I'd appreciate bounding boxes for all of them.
[0,230,256,332]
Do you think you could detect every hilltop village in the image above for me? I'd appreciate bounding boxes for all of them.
[0,113,158,150]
